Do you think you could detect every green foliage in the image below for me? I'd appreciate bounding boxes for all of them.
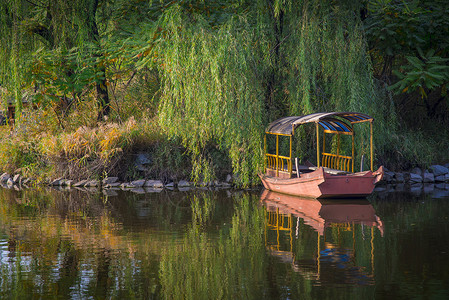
[390,50,449,98]
[1,0,449,181]
[128,3,266,185]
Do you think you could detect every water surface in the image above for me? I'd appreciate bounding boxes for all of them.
[1,186,448,299]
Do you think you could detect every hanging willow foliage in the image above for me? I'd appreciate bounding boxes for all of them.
[129,4,268,184]
[159,10,267,184]
[281,1,398,163]
[129,1,397,184]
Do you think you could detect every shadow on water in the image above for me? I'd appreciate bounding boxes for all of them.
[0,186,449,299]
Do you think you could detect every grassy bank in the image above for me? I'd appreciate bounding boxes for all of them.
[1,101,449,187]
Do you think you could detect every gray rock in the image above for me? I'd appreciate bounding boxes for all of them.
[403,172,411,182]
[444,163,449,169]
[166,182,175,188]
[136,153,151,165]
[104,182,121,188]
[434,175,446,182]
[178,180,191,187]
[60,179,73,186]
[102,177,119,185]
[121,182,135,189]
[7,178,14,187]
[423,172,435,183]
[131,179,146,187]
[430,165,449,176]
[85,180,99,187]
[394,172,405,183]
[178,187,191,192]
[73,180,89,187]
[0,173,11,183]
[226,174,232,183]
[383,171,395,182]
[445,174,449,182]
[50,178,63,186]
[409,173,423,183]
[144,180,164,188]
[411,167,423,176]
[135,153,151,171]
[12,174,21,183]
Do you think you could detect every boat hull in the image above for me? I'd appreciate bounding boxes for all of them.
[259,167,383,199]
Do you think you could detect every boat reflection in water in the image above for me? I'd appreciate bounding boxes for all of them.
[261,190,384,286]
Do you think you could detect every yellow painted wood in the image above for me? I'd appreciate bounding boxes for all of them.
[276,134,279,176]
[370,121,373,171]
[352,133,355,173]
[289,135,292,175]
[316,123,320,168]
[264,134,267,171]
[323,130,353,135]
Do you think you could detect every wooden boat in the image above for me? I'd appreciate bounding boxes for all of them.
[259,112,384,198]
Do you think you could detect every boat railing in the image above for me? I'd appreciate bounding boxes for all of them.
[321,152,353,172]
[266,153,292,175]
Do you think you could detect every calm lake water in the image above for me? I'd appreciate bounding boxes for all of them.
[1,186,449,299]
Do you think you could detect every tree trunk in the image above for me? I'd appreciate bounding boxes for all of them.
[87,0,110,122]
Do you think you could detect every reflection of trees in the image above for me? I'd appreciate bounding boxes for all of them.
[0,188,180,298]
[3,188,447,299]
[159,194,268,300]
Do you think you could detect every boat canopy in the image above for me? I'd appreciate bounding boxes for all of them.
[266,112,373,135]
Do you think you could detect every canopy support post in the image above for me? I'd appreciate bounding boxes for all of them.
[316,122,320,168]
[264,134,267,172]
[370,121,373,171]
[276,134,279,177]
[289,135,292,176]
[352,133,355,173]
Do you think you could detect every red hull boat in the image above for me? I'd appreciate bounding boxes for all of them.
[259,166,384,199]
[260,112,384,198]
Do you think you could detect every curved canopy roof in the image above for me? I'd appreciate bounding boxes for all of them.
[266,112,373,135]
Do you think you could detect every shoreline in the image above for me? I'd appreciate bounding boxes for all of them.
[2,164,449,197]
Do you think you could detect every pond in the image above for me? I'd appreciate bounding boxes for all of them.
[1,186,449,299]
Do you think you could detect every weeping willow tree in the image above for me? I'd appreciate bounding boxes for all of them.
[127,2,269,184]
[128,0,397,185]
[279,1,398,168]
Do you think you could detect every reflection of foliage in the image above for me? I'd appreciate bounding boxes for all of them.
[0,188,163,298]
[160,194,267,300]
